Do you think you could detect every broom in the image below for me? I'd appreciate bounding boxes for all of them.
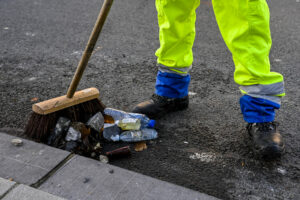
[24,0,114,142]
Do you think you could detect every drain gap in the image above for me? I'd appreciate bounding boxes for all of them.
[31,153,75,188]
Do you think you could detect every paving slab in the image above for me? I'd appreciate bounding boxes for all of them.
[2,184,65,200]
[0,177,16,197]
[0,132,70,185]
[39,155,219,200]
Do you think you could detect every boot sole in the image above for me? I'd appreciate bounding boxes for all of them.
[252,143,285,159]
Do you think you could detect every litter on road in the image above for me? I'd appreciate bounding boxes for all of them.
[11,138,23,146]
[99,155,109,163]
[106,146,131,158]
[43,108,157,162]
[134,142,147,152]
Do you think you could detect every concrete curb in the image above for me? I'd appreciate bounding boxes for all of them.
[0,132,219,200]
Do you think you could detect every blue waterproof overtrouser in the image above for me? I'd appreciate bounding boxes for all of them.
[154,0,285,123]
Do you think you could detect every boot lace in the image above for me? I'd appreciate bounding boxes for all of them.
[247,122,278,133]
[151,94,176,105]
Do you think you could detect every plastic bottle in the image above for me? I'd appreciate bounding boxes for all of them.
[104,108,129,121]
[104,108,155,128]
[116,118,141,130]
[141,118,156,129]
[119,128,158,142]
[103,123,120,142]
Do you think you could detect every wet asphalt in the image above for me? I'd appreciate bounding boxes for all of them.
[0,0,299,199]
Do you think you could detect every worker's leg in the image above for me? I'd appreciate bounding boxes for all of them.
[155,0,200,98]
[133,0,200,118]
[212,0,285,123]
[212,0,285,157]
[155,0,200,73]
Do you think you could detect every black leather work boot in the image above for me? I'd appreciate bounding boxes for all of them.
[247,122,285,158]
[132,94,189,119]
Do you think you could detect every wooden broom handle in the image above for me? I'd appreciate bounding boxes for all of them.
[67,0,114,98]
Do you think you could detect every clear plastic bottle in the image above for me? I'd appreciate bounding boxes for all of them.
[116,118,141,130]
[104,108,128,121]
[103,123,120,142]
[141,118,156,129]
[104,108,155,128]
[120,128,158,142]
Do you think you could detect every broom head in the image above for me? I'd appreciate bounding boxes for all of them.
[24,88,105,142]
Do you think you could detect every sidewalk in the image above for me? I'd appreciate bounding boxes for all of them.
[0,178,65,200]
[0,132,219,200]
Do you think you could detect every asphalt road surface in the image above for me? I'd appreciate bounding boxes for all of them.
[0,0,299,199]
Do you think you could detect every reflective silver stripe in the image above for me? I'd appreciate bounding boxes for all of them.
[158,64,192,76]
[240,82,285,105]
[239,82,285,96]
[245,94,282,105]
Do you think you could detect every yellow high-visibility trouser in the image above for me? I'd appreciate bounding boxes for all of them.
[155,0,285,104]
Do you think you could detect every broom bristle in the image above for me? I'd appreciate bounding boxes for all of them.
[24,99,106,143]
